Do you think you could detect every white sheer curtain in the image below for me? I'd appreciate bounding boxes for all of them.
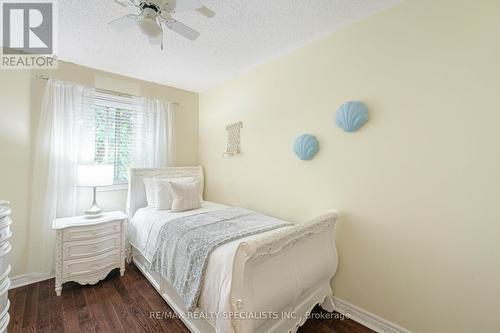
[28,80,174,277]
[132,96,174,167]
[28,79,95,276]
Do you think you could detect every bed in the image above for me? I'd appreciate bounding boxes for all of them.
[126,166,339,333]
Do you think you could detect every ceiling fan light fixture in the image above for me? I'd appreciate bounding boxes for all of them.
[108,0,209,46]
[138,7,162,38]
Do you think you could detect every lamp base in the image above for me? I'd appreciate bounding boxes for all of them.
[85,200,103,219]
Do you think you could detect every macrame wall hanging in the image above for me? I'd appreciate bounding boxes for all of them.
[223,121,243,156]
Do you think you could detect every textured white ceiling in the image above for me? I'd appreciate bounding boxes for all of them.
[58,0,400,92]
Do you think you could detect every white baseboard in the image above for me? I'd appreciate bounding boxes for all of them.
[334,297,413,333]
[9,273,54,290]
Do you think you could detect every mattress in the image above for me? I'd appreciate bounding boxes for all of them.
[128,201,292,333]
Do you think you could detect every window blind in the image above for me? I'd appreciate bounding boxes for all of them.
[77,91,159,183]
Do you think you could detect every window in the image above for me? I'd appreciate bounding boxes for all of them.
[79,90,158,184]
[93,103,133,183]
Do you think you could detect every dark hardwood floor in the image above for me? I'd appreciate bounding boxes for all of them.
[8,263,373,333]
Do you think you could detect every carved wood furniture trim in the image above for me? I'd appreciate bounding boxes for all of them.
[53,211,127,296]
[127,166,204,219]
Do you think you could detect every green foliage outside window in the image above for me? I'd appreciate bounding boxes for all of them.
[93,106,134,183]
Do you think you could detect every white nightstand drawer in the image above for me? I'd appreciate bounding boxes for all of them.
[63,251,120,278]
[62,220,121,242]
[63,234,121,261]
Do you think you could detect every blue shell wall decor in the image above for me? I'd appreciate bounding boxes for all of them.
[293,134,319,161]
[336,101,369,132]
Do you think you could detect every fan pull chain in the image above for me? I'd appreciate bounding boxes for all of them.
[161,25,164,50]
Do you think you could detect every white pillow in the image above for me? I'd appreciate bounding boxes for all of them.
[169,180,202,212]
[155,177,195,210]
[143,178,157,208]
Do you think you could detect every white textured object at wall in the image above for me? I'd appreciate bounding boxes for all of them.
[0,200,11,332]
[224,122,243,156]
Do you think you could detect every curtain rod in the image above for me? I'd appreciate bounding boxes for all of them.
[35,74,180,106]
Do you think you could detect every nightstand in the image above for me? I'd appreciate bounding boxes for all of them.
[52,211,127,296]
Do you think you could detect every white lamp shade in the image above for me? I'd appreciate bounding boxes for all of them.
[77,165,114,187]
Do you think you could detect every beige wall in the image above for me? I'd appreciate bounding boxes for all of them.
[0,71,32,277]
[0,61,199,276]
[199,0,500,332]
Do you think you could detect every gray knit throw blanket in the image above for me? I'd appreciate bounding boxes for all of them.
[149,207,291,311]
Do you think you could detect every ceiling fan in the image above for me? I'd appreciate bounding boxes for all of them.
[109,0,215,49]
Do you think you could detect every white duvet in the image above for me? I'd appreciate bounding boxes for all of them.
[128,201,291,333]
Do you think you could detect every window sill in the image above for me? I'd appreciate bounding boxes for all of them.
[97,183,128,192]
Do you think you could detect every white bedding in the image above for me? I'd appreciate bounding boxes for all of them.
[128,201,292,333]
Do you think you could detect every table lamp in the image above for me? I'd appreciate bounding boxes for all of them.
[77,164,114,218]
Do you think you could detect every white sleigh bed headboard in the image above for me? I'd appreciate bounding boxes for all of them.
[126,166,204,218]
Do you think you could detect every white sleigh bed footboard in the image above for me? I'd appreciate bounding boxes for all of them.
[230,211,339,333]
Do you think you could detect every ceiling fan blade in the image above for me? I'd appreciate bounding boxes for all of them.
[113,0,128,7]
[196,6,215,18]
[174,0,202,12]
[165,19,200,41]
[108,14,138,31]
[113,0,137,7]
